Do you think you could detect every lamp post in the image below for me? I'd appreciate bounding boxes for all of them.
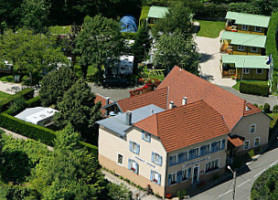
[227,165,236,200]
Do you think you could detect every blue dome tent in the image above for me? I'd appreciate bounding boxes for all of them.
[120,15,137,33]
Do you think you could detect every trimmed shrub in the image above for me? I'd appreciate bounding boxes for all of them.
[239,81,269,97]
[0,113,56,146]
[253,103,258,107]
[273,105,278,113]
[8,96,26,115]
[263,103,271,113]
[0,88,34,112]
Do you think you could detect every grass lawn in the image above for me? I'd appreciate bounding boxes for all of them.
[0,91,12,102]
[196,20,225,38]
[268,113,278,129]
[49,25,71,35]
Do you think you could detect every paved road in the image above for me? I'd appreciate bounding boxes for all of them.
[190,141,278,200]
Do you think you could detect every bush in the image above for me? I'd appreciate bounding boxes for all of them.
[25,96,41,108]
[195,3,228,21]
[264,103,271,113]
[0,88,34,112]
[0,113,56,146]
[273,105,278,113]
[79,141,98,156]
[239,81,269,97]
[228,2,256,14]
[248,149,255,158]
[0,75,14,82]
[8,96,26,115]
[253,103,258,107]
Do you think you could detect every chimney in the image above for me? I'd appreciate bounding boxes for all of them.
[106,97,110,105]
[126,111,132,125]
[105,97,110,116]
[151,108,154,115]
[246,103,250,111]
[182,97,187,105]
[169,101,174,109]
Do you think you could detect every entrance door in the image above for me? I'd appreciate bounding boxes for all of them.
[192,166,199,184]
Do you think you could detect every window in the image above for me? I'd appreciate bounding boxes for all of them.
[128,159,138,174]
[254,137,261,147]
[200,145,210,156]
[238,45,245,51]
[169,173,177,185]
[256,69,263,74]
[142,131,151,142]
[251,47,258,52]
[178,151,187,163]
[189,148,199,159]
[169,155,177,166]
[243,68,250,74]
[244,140,250,150]
[242,25,248,30]
[254,26,262,32]
[181,168,188,181]
[205,159,219,173]
[117,154,123,165]
[222,139,226,150]
[151,170,161,185]
[129,141,140,155]
[152,152,162,166]
[211,141,221,153]
[250,124,256,133]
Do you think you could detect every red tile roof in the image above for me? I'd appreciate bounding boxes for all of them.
[228,137,244,147]
[95,93,111,115]
[135,100,230,152]
[157,66,262,130]
[117,87,168,112]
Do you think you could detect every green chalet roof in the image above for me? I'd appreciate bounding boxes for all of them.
[221,31,266,48]
[221,54,270,69]
[226,11,270,28]
[147,6,169,19]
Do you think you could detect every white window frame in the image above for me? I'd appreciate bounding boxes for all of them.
[254,26,262,32]
[242,25,249,31]
[142,131,151,142]
[238,45,245,51]
[256,69,263,74]
[205,159,220,173]
[181,168,188,181]
[254,137,261,147]
[250,123,256,134]
[169,172,177,185]
[117,153,123,165]
[244,140,250,150]
[251,47,258,52]
[243,68,250,74]
[190,147,200,159]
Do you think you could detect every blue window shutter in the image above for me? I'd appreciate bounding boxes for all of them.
[178,153,182,163]
[135,162,139,174]
[128,159,131,170]
[158,173,161,185]
[147,134,151,142]
[189,150,193,160]
[169,156,173,166]
[222,139,225,149]
[159,155,162,166]
[142,132,145,140]
[151,152,154,163]
[150,170,153,181]
[177,171,182,183]
[168,174,171,185]
[188,168,191,178]
[129,141,132,152]
[136,144,140,155]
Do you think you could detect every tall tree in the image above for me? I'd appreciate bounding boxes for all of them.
[153,31,200,74]
[152,2,193,37]
[53,78,102,142]
[40,67,78,106]
[0,29,67,85]
[0,0,23,30]
[21,0,51,33]
[75,15,124,81]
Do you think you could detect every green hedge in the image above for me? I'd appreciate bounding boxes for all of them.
[25,96,41,107]
[239,81,269,96]
[79,141,98,156]
[0,88,34,112]
[0,113,56,146]
[266,12,278,92]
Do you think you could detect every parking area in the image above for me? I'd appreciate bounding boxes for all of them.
[0,81,23,95]
[194,32,236,87]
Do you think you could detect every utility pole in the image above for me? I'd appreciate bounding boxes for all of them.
[227,165,236,200]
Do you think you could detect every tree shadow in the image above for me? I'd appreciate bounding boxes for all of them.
[0,151,33,184]
[200,53,213,63]
[200,74,214,81]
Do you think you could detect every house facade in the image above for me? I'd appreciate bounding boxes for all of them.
[221,54,270,80]
[99,66,271,197]
[225,11,270,36]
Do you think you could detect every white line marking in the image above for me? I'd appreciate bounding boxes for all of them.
[254,168,267,178]
[237,179,249,188]
[218,190,232,198]
[269,160,278,167]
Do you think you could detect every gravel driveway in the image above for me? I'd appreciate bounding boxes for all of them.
[194,32,236,87]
